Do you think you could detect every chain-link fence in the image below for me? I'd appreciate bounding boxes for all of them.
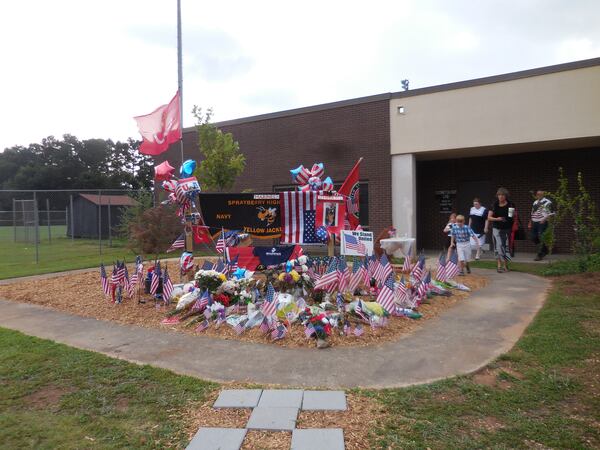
[0,189,152,277]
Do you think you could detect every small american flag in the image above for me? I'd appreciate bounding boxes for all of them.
[374,253,393,285]
[402,249,412,272]
[337,258,349,293]
[227,254,239,274]
[260,283,278,318]
[162,267,174,303]
[234,320,246,335]
[353,325,364,337]
[195,320,210,332]
[376,275,396,314]
[347,257,363,293]
[192,289,210,313]
[117,261,126,284]
[355,300,369,322]
[395,275,407,303]
[314,257,338,292]
[111,264,119,286]
[128,269,137,298]
[167,233,185,253]
[344,233,367,255]
[259,317,271,334]
[304,323,315,338]
[271,323,287,341]
[100,263,110,296]
[435,253,447,282]
[150,262,161,295]
[444,251,460,280]
[411,255,425,282]
[417,271,432,300]
[201,260,215,270]
[215,229,226,254]
[343,322,350,336]
[214,260,227,274]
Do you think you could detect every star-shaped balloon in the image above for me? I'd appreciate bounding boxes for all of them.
[154,160,175,181]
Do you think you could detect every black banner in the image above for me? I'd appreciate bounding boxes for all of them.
[198,193,282,239]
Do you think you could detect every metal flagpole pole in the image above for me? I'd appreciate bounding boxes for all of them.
[177,0,184,166]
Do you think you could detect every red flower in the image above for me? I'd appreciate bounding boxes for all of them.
[214,293,230,307]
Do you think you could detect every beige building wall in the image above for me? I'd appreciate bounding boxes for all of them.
[390,65,600,155]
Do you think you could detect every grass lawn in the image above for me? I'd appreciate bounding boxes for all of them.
[0,328,217,449]
[366,269,600,449]
[0,226,215,280]
[1,266,599,448]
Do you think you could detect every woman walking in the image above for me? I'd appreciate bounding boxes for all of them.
[468,197,488,260]
[488,188,515,272]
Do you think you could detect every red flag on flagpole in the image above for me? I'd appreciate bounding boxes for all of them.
[338,158,362,230]
[134,91,181,156]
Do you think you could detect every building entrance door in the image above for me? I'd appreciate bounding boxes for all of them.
[456,180,493,217]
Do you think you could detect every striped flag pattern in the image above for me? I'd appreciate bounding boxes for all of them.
[162,267,174,303]
[191,289,211,313]
[150,262,161,295]
[100,263,110,296]
[280,191,319,244]
[395,275,408,304]
[376,275,396,314]
[261,283,278,318]
[337,258,349,293]
[348,257,364,293]
[411,255,425,282]
[167,233,185,253]
[313,257,338,292]
[443,251,460,281]
[271,323,288,341]
[374,253,393,285]
[215,229,226,254]
[435,253,447,282]
[344,233,366,255]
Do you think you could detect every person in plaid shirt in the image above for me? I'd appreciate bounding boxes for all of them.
[451,215,481,275]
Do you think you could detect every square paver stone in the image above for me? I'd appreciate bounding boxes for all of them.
[291,428,345,450]
[246,406,299,431]
[302,391,347,411]
[257,389,304,408]
[213,389,263,408]
[186,427,247,450]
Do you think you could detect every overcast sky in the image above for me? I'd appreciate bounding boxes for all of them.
[1,0,599,151]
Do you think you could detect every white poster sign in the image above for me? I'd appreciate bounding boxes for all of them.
[340,230,374,256]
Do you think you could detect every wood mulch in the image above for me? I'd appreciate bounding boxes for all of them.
[0,268,486,349]
[181,383,386,450]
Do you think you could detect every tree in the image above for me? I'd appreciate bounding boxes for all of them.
[126,204,182,257]
[192,107,245,192]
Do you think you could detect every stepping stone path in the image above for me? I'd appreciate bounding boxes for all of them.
[186,389,347,450]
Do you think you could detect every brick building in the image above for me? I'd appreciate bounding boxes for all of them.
[157,57,600,253]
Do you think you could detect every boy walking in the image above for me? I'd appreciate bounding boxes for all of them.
[451,215,480,275]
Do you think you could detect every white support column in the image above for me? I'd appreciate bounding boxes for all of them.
[391,153,417,242]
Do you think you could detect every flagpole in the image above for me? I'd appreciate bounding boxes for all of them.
[177,0,184,166]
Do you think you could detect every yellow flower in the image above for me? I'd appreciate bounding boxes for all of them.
[290,270,300,282]
[219,274,227,282]
[278,272,286,281]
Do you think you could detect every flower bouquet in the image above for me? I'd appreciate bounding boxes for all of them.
[194,269,226,293]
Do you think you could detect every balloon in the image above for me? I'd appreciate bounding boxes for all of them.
[285,261,293,273]
[180,159,197,178]
[162,179,178,193]
[180,252,194,272]
[290,162,330,192]
[233,268,247,279]
[316,226,328,243]
[322,176,333,192]
[155,160,176,181]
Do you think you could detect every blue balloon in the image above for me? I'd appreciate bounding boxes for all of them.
[285,261,293,273]
[316,226,328,243]
[180,159,197,177]
[290,165,304,181]
[233,268,247,279]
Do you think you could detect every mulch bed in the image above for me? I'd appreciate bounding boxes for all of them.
[0,268,486,348]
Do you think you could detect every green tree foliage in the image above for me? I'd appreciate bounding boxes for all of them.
[192,107,245,192]
[0,135,154,194]
[545,168,600,256]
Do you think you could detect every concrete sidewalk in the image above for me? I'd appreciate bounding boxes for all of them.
[0,269,549,388]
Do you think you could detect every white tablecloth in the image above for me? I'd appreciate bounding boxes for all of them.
[379,237,416,257]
